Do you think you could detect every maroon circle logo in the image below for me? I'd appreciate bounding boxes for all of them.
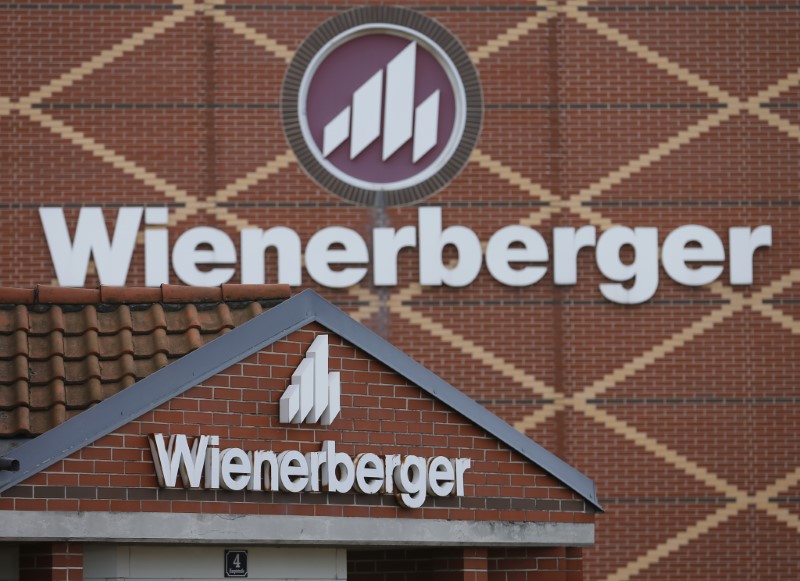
[304,34,458,186]
[282,8,483,206]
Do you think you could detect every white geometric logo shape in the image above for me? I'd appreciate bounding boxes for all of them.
[322,42,440,163]
[279,335,341,426]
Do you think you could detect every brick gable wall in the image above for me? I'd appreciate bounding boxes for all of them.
[0,325,592,523]
[349,547,584,581]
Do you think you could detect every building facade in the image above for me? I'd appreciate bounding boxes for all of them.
[0,287,599,580]
[2,1,799,580]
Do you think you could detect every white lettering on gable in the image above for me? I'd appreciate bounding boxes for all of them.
[148,433,209,489]
[39,207,773,305]
[148,434,471,509]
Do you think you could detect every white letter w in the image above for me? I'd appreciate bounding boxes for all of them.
[148,434,209,489]
[39,207,142,286]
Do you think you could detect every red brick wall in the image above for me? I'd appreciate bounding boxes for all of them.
[348,547,583,581]
[3,2,799,581]
[19,543,83,581]
[348,548,491,581]
[489,547,583,581]
[0,326,593,523]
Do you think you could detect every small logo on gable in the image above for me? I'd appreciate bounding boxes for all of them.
[280,335,341,426]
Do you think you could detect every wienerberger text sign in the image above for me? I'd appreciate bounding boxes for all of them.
[39,206,772,305]
[35,10,774,305]
[148,435,471,510]
[147,335,470,509]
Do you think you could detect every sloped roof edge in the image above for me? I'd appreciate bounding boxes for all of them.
[0,290,601,510]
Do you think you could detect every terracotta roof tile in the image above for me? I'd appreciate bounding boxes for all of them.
[29,382,65,409]
[30,334,64,360]
[162,284,223,303]
[0,306,30,334]
[0,284,290,436]
[0,380,28,409]
[66,378,103,408]
[201,329,229,344]
[130,304,168,334]
[164,304,201,333]
[110,304,135,330]
[0,288,35,304]
[197,304,235,332]
[0,407,30,436]
[100,376,136,401]
[94,333,134,359]
[38,286,101,304]
[99,286,161,304]
[133,357,167,380]
[89,357,131,383]
[222,283,291,301]
[0,357,29,384]
[231,302,265,326]
[30,359,65,384]
[29,407,63,435]
[30,309,64,335]
[131,331,168,358]
[0,331,27,357]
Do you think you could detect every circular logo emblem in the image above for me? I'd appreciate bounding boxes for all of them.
[282,8,482,206]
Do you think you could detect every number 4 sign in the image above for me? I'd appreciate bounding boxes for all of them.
[225,549,248,578]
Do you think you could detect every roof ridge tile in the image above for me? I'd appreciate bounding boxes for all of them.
[0,288,35,305]
[222,283,291,301]
[0,284,291,306]
[100,286,161,304]
[161,284,222,303]
[38,286,100,305]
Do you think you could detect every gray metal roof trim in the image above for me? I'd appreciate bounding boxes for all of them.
[0,289,601,511]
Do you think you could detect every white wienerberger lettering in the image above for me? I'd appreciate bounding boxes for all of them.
[39,207,773,305]
[148,434,470,509]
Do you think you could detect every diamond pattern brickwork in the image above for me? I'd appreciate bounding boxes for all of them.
[3,1,800,580]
